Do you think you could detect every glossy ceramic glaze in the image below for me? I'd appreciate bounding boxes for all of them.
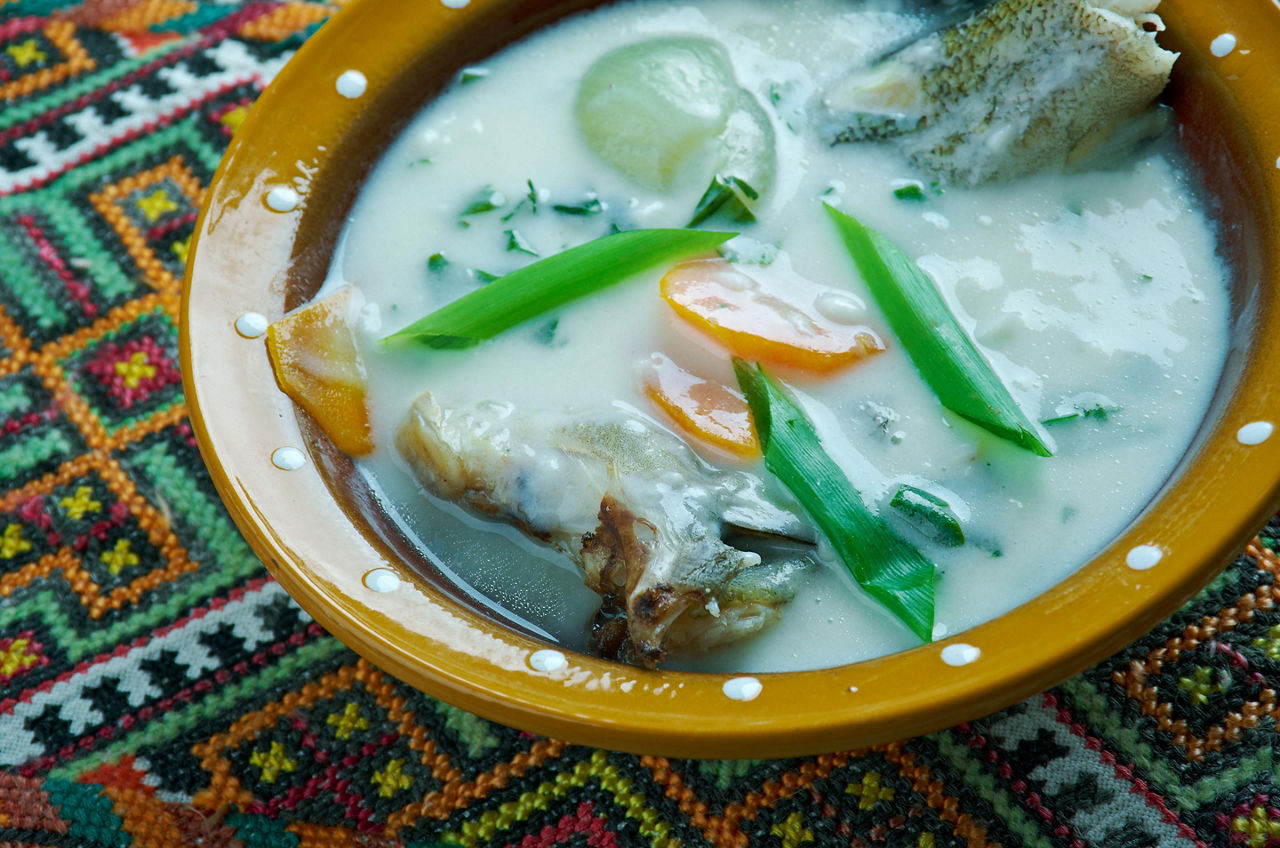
[180,0,1280,757]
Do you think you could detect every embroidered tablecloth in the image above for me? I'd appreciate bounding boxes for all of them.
[0,2,1277,845]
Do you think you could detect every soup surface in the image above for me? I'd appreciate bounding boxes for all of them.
[317,0,1229,672]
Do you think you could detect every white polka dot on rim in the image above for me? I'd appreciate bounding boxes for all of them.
[336,70,367,99]
[234,312,268,338]
[265,186,299,212]
[529,649,568,672]
[271,447,306,470]
[722,676,762,701]
[440,0,469,7]
[940,643,980,666]
[1210,33,1237,57]
[1126,544,1163,570]
[363,568,400,593]
[1237,421,1274,446]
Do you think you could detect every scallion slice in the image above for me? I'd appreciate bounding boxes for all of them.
[383,228,734,349]
[688,175,759,227]
[889,485,964,547]
[505,229,538,256]
[733,359,935,641]
[461,186,505,216]
[892,182,927,201]
[552,194,604,215]
[825,205,1052,457]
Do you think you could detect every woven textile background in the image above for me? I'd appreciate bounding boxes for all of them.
[0,1,1278,845]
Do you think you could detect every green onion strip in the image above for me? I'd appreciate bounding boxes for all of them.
[382,228,734,349]
[825,205,1053,456]
[734,359,935,641]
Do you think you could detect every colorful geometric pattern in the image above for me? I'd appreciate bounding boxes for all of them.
[1,0,1278,845]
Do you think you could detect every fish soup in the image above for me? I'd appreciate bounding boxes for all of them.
[302,0,1229,672]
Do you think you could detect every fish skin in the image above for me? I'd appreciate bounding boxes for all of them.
[395,392,812,666]
[827,0,1177,184]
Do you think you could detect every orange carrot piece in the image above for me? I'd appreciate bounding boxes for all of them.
[643,353,758,457]
[660,258,885,372]
[266,288,374,456]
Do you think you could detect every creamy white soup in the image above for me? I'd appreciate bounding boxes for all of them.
[315,0,1229,672]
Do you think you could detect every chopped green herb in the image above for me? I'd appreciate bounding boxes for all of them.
[500,201,528,222]
[526,179,540,211]
[1043,406,1112,425]
[766,81,801,132]
[427,253,449,272]
[505,229,539,257]
[534,318,560,346]
[409,157,431,167]
[459,67,489,83]
[1042,393,1119,425]
[470,269,500,285]
[893,182,927,201]
[929,180,944,196]
[461,186,506,216]
[825,204,1053,457]
[969,535,1003,558]
[1140,273,1154,282]
[688,175,759,227]
[890,485,964,547]
[383,228,734,349]
[552,194,604,216]
[733,359,935,641]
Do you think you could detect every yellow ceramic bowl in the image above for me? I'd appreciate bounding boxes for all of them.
[181,0,1280,757]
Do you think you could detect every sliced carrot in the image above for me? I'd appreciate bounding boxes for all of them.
[643,353,758,457]
[266,287,374,456]
[660,258,885,372]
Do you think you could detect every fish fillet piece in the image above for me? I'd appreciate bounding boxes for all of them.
[396,392,812,666]
[826,0,1177,184]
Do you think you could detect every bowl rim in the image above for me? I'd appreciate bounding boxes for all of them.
[180,0,1280,757]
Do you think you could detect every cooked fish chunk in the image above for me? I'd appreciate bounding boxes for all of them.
[826,0,1177,184]
[395,392,813,666]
